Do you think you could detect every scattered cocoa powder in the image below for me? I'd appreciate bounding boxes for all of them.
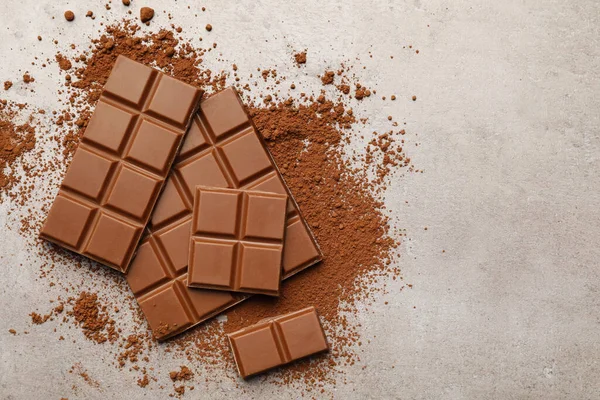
[64,11,75,22]
[0,102,36,195]
[205,24,212,31]
[3,81,12,90]
[122,0,131,5]
[137,374,149,387]
[71,292,118,344]
[22,74,34,83]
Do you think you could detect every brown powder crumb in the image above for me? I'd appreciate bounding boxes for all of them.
[140,7,154,23]
[321,70,335,85]
[294,51,307,65]
[169,366,194,382]
[8,329,16,335]
[37,36,42,41]
[30,312,51,324]
[205,24,212,32]
[174,386,185,396]
[86,11,93,18]
[355,85,371,100]
[391,95,396,100]
[64,11,75,21]
[71,292,118,344]
[22,74,34,83]
[337,84,350,95]
[70,363,100,388]
[55,54,72,71]
[137,374,149,388]
[122,0,131,5]
[412,95,417,101]
[3,81,12,90]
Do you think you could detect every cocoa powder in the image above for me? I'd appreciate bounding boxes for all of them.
[0,101,36,196]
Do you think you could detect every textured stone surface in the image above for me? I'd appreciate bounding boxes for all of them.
[1,0,599,398]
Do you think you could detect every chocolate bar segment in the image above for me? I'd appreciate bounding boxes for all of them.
[40,55,203,272]
[227,307,328,378]
[188,186,287,296]
[126,87,322,339]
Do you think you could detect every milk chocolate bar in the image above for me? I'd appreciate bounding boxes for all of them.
[126,87,321,340]
[40,55,203,272]
[188,186,287,296]
[228,307,328,378]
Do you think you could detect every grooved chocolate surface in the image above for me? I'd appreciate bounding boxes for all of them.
[188,186,287,296]
[125,87,322,340]
[40,55,203,272]
[228,307,328,378]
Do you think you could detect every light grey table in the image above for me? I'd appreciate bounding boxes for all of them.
[1,0,599,398]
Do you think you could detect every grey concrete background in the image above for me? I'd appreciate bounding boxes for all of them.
[1,0,599,399]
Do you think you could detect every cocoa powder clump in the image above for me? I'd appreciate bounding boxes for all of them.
[294,51,307,65]
[55,54,72,71]
[64,11,75,21]
[0,102,36,195]
[140,7,154,23]
[320,70,335,85]
[71,292,118,344]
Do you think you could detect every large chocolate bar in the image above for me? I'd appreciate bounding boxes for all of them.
[40,55,203,272]
[126,87,321,340]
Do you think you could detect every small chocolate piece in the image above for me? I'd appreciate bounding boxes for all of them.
[188,186,287,296]
[40,55,203,272]
[126,87,321,340]
[228,307,328,378]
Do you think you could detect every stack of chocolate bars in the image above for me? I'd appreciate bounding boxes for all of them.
[39,56,328,378]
